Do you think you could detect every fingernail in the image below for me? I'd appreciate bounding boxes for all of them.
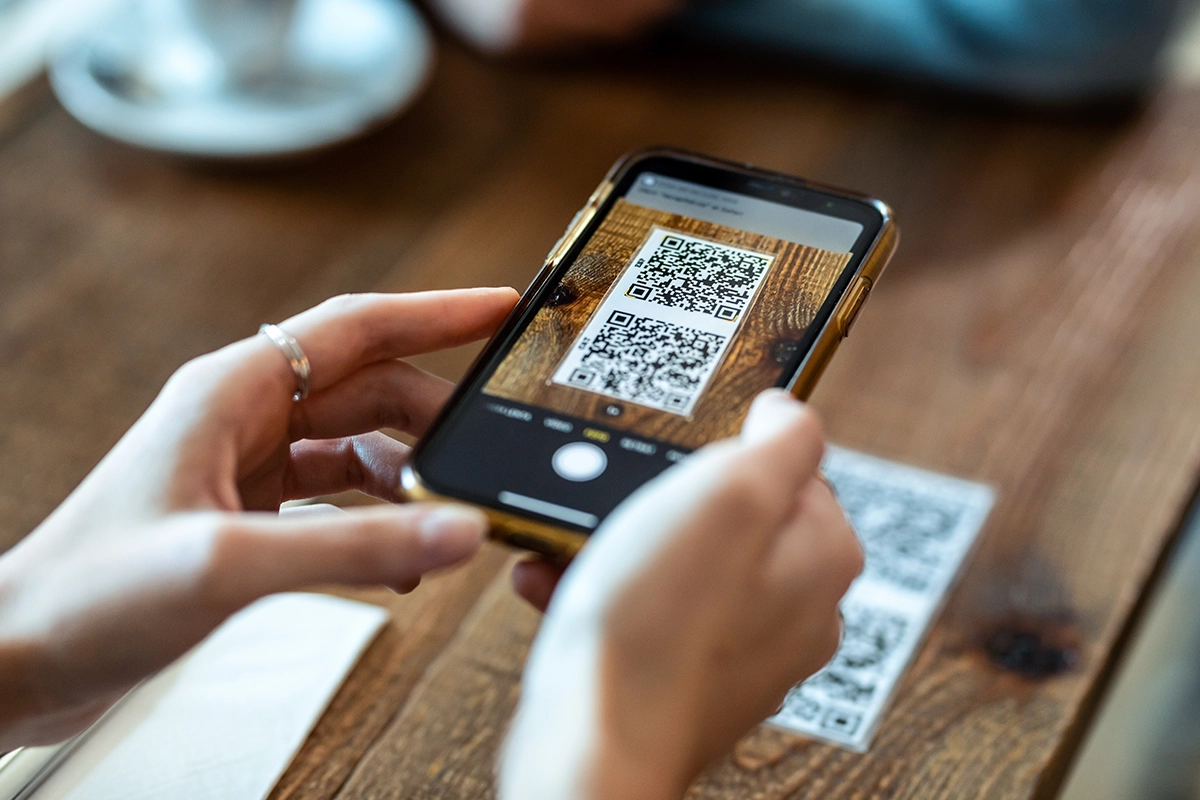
[756,387,797,406]
[742,389,804,445]
[419,505,488,544]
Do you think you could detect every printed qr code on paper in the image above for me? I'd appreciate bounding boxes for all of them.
[825,464,973,594]
[563,311,726,413]
[768,447,994,751]
[625,233,772,322]
[801,604,909,704]
[774,602,910,743]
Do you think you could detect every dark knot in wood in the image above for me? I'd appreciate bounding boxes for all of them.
[770,339,803,365]
[984,628,1078,679]
[546,284,578,307]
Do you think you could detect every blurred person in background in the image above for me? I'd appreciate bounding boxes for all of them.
[0,289,862,800]
[432,0,1187,103]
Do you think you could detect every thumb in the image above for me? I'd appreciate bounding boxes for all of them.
[740,388,811,447]
[207,504,487,606]
[735,388,826,496]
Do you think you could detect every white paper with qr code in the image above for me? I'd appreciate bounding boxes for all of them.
[768,446,995,751]
[552,227,774,416]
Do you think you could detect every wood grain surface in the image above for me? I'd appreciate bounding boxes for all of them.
[485,198,849,448]
[3,35,1200,800]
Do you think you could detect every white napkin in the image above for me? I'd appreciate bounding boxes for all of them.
[30,592,388,800]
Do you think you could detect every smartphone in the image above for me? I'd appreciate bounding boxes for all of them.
[401,148,897,558]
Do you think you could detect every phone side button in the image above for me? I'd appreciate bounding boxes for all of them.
[839,277,872,338]
[545,205,597,267]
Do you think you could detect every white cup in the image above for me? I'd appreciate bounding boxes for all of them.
[183,0,299,82]
[138,0,301,90]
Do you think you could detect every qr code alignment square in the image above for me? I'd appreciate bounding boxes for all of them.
[626,234,771,322]
[566,311,726,412]
[804,604,909,705]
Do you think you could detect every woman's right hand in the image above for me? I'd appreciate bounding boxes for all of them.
[500,389,863,800]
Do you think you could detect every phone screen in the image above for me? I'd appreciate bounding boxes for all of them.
[414,155,886,533]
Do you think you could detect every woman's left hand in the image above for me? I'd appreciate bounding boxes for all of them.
[0,288,518,750]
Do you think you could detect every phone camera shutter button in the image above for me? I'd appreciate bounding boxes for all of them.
[552,442,608,482]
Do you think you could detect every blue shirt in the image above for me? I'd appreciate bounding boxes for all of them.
[680,0,1184,101]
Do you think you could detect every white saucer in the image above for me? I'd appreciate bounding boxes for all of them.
[48,0,433,158]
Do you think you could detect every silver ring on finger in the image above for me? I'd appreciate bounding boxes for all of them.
[259,323,312,402]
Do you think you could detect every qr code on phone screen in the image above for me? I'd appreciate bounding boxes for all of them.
[626,234,772,322]
[552,228,774,415]
[564,311,726,412]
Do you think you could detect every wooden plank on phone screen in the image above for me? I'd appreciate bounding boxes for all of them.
[484,199,849,448]
[332,89,1200,800]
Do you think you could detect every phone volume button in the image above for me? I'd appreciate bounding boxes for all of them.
[546,207,596,266]
[839,276,872,338]
[587,180,614,208]
[545,236,568,264]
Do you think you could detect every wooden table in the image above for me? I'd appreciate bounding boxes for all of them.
[4,36,1200,800]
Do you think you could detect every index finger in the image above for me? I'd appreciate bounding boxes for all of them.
[280,288,519,392]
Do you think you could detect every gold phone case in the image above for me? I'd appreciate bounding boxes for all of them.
[400,148,898,560]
